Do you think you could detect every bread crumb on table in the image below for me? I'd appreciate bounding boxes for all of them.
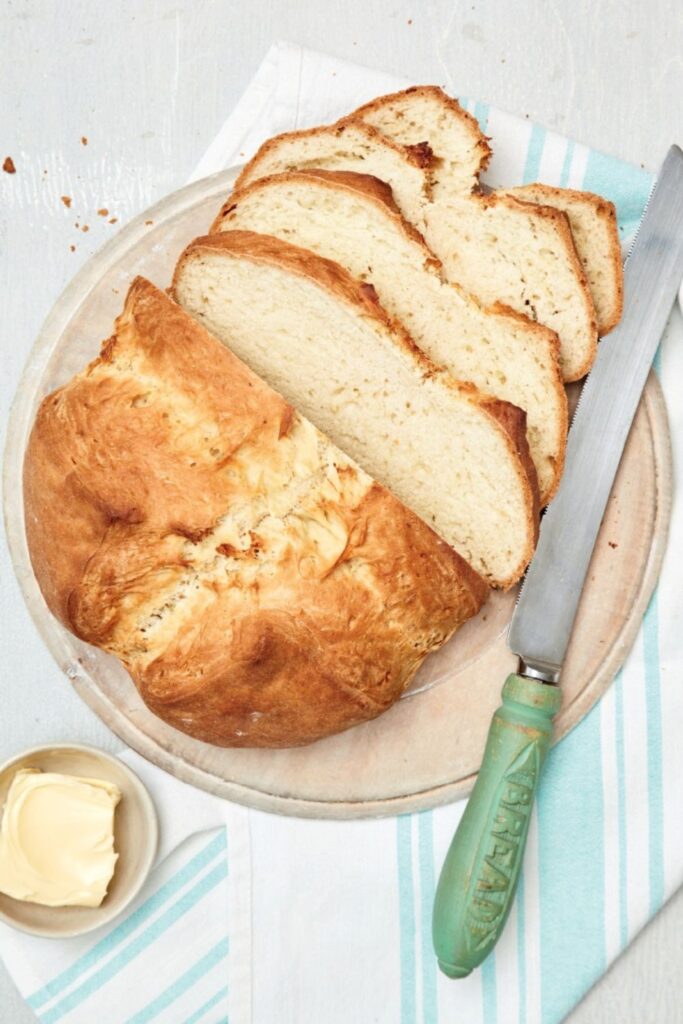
[3,156,16,173]
[81,136,88,145]
[97,207,109,216]
[61,195,72,207]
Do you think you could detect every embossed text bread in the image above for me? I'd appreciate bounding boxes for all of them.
[212,169,567,503]
[23,278,488,748]
[172,230,540,587]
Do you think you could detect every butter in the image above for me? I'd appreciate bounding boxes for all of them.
[0,769,121,908]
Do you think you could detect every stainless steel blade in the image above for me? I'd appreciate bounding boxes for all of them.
[508,145,683,681]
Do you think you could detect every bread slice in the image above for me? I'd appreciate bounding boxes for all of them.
[235,116,597,381]
[353,84,492,197]
[24,278,487,747]
[352,86,622,335]
[500,184,623,334]
[213,169,567,503]
[234,118,432,226]
[423,191,597,381]
[172,231,540,587]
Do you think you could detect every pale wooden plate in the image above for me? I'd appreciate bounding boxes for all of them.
[4,169,673,819]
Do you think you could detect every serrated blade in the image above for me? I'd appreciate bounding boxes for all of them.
[508,145,683,681]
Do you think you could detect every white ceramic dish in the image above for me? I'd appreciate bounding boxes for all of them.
[0,745,157,937]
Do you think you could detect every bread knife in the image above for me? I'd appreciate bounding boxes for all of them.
[432,145,683,978]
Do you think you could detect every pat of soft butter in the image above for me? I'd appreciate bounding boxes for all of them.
[0,769,121,908]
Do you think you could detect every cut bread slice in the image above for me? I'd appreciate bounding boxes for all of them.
[173,230,539,587]
[234,119,432,226]
[213,169,567,503]
[235,115,598,381]
[423,192,597,381]
[500,184,623,334]
[353,84,492,196]
[352,86,622,335]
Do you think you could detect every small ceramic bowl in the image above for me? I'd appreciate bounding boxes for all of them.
[0,744,158,937]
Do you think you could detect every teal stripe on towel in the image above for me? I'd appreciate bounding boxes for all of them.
[125,939,229,1024]
[581,149,653,238]
[473,101,490,132]
[516,870,527,1024]
[560,140,575,187]
[522,124,546,183]
[643,593,665,914]
[417,812,437,1023]
[615,671,629,948]
[29,831,227,1011]
[538,704,606,1023]
[40,860,229,1024]
[397,816,416,1024]
[183,986,230,1024]
[481,950,497,1024]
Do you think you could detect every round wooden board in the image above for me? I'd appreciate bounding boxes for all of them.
[4,169,673,819]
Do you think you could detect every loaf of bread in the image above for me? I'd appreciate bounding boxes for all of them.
[213,169,567,503]
[173,230,540,587]
[24,278,488,748]
[235,114,597,381]
[353,86,622,336]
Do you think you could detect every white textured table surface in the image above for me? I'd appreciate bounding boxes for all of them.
[2,2,682,1021]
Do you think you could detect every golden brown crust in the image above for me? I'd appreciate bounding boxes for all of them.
[234,118,434,196]
[24,278,488,748]
[481,398,540,547]
[505,183,624,334]
[349,85,493,184]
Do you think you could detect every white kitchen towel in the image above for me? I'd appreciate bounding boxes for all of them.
[191,42,683,1024]
[3,40,682,1024]
[0,752,251,1024]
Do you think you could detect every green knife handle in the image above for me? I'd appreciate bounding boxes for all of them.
[433,673,561,978]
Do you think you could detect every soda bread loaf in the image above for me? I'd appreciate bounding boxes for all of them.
[172,231,540,587]
[235,113,597,381]
[212,169,567,503]
[353,86,622,336]
[24,279,488,748]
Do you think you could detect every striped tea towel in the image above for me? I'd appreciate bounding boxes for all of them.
[3,40,682,1024]
[0,752,251,1024]
[192,42,683,1024]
